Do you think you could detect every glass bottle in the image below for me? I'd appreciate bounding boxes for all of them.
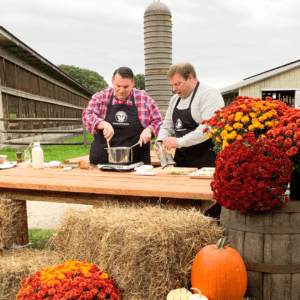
[32,142,44,169]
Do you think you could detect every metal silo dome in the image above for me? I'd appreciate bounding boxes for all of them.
[144,1,173,117]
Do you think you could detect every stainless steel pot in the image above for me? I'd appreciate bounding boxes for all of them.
[106,142,140,164]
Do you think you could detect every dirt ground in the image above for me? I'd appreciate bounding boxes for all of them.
[27,200,92,229]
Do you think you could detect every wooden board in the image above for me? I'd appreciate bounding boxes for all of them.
[64,155,89,164]
[150,166,198,175]
[189,175,214,179]
[64,152,161,166]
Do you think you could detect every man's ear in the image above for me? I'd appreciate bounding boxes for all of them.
[111,76,115,85]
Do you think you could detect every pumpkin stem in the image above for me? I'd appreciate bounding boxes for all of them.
[191,287,202,296]
[215,237,226,250]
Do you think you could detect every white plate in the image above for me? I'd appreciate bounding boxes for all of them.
[134,164,153,171]
[49,161,62,167]
[134,171,158,176]
[0,161,17,169]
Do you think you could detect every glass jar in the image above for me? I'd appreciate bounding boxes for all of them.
[24,149,31,165]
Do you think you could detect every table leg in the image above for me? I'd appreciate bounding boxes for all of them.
[13,200,29,246]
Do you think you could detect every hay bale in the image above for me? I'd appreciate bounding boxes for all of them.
[0,195,22,250]
[0,248,64,299]
[50,203,224,300]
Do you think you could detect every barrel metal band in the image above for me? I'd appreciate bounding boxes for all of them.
[222,220,300,234]
[245,262,300,274]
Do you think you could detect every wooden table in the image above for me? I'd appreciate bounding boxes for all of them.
[0,166,214,246]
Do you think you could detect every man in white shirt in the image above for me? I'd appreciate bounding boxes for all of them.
[154,62,224,169]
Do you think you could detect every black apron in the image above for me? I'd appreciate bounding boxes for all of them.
[172,82,217,169]
[90,92,151,165]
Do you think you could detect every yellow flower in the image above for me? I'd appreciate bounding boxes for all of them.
[212,128,218,134]
[222,141,229,149]
[250,113,257,118]
[206,133,212,139]
[225,124,233,131]
[220,129,227,137]
[233,123,243,130]
[230,131,237,139]
[216,137,221,142]
[241,116,250,123]
[248,125,255,131]
[235,115,242,122]
[237,135,243,139]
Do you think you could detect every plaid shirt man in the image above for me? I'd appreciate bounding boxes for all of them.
[83,88,163,136]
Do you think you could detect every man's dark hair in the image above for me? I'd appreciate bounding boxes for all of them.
[113,67,134,80]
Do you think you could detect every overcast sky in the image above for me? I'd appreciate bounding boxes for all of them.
[1,0,300,90]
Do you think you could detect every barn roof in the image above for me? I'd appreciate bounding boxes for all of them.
[220,59,300,95]
[0,26,92,97]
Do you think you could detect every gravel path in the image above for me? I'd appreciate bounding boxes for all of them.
[27,200,92,229]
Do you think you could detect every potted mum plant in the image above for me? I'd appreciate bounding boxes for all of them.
[16,260,123,300]
[267,106,300,200]
[211,132,293,213]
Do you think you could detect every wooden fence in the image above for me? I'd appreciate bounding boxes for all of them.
[0,118,91,147]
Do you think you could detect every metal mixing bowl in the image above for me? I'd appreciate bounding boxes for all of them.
[106,147,132,164]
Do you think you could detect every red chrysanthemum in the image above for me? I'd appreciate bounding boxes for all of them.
[211,132,292,213]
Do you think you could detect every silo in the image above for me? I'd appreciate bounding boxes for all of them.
[144,1,173,117]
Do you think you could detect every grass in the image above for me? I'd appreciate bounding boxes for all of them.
[0,134,156,162]
[27,228,55,250]
[0,134,93,163]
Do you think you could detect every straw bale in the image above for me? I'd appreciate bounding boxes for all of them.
[49,203,224,300]
[0,195,23,250]
[0,248,64,299]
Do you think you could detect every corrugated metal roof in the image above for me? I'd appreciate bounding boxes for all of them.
[0,26,92,96]
[220,59,300,95]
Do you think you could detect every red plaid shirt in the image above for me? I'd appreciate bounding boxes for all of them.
[82,88,163,136]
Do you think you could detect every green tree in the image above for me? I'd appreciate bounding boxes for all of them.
[58,65,108,94]
[134,74,145,90]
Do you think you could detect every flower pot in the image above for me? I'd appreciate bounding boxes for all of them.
[220,202,300,300]
[290,170,300,200]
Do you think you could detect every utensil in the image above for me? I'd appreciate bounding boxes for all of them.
[155,142,176,169]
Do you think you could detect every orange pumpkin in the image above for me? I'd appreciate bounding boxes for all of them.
[191,238,247,300]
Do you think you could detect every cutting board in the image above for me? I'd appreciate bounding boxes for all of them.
[149,166,198,175]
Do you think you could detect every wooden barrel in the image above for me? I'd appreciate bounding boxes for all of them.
[220,201,300,300]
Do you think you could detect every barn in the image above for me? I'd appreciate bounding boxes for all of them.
[0,26,92,148]
[220,59,300,108]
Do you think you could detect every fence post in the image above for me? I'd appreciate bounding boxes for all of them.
[83,125,87,148]
[0,79,5,147]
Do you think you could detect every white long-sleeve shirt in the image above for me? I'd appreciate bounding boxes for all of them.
[157,82,224,148]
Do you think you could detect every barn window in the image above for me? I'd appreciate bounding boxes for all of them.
[262,90,295,107]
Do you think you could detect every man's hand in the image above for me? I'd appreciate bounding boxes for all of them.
[96,121,114,142]
[138,128,153,147]
[163,137,178,152]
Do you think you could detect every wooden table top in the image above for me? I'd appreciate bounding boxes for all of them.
[0,166,213,200]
